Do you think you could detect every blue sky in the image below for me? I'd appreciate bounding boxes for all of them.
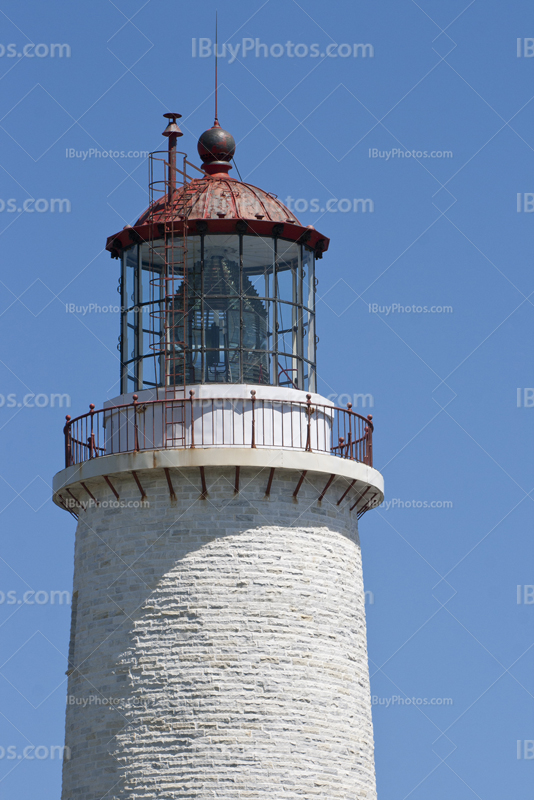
[0,0,533,797]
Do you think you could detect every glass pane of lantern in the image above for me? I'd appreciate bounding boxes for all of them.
[187,236,202,298]
[302,247,316,390]
[276,239,297,305]
[276,240,299,388]
[277,298,297,387]
[126,310,137,366]
[165,240,186,388]
[204,350,240,384]
[242,236,274,297]
[186,237,203,384]
[242,236,272,385]
[125,247,137,309]
[277,357,297,388]
[123,246,139,385]
[302,246,314,311]
[141,300,162,388]
[121,231,317,390]
[203,293,240,384]
[204,234,240,296]
[138,241,163,387]
[201,235,240,384]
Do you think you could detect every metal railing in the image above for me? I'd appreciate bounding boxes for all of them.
[63,392,373,469]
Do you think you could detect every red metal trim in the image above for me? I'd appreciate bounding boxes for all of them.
[265,468,275,496]
[64,415,72,466]
[318,474,335,502]
[133,394,140,452]
[131,470,147,501]
[250,390,256,448]
[103,475,119,500]
[293,470,307,498]
[106,218,329,257]
[305,394,313,452]
[189,390,195,448]
[278,366,298,389]
[164,468,177,501]
[63,396,374,469]
[366,415,373,466]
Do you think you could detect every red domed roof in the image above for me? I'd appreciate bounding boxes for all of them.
[134,176,302,226]
[106,115,329,259]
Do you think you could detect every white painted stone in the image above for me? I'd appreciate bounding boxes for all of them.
[61,467,377,800]
[102,385,336,456]
[53,446,384,511]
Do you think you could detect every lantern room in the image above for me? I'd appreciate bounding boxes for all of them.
[106,114,330,396]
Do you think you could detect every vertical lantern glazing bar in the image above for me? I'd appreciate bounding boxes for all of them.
[307,250,316,393]
[238,233,243,384]
[136,244,143,390]
[297,245,304,390]
[273,237,279,387]
[200,234,205,384]
[120,251,128,394]
[264,242,272,384]
[292,253,298,387]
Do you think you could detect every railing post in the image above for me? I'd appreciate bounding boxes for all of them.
[189,390,195,448]
[64,415,72,467]
[133,394,139,452]
[250,390,256,448]
[59,396,376,470]
[88,404,96,459]
[367,414,373,467]
[347,402,352,459]
[305,394,314,452]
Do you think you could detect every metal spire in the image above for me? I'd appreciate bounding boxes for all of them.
[214,12,220,127]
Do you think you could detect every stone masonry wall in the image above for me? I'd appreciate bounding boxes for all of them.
[61,466,377,800]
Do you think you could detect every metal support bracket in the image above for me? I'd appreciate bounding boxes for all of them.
[265,468,275,497]
[81,482,98,507]
[293,470,307,499]
[131,471,147,502]
[337,479,356,506]
[350,486,370,513]
[164,468,177,502]
[103,475,120,500]
[199,466,208,499]
[318,474,335,502]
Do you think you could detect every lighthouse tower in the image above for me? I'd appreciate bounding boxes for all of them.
[53,112,384,800]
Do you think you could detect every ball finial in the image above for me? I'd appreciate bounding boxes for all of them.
[198,123,236,176]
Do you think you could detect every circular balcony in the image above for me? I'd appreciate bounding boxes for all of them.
[54,386,383,519]
[63,388,373,468]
